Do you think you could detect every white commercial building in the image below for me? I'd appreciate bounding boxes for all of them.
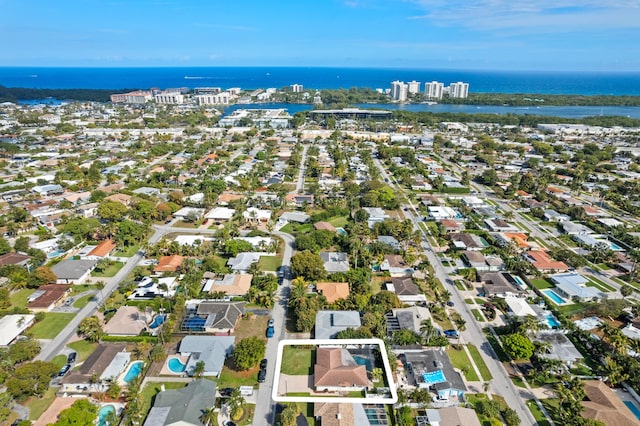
[424,81,445,99]
[195,92,234,105]
[154,91,185,104]
[407,80,421,94]
[448,82,469,98]
[390,80,408,102]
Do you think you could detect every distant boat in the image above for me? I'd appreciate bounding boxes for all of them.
[266,72,270,76]
[422,101,438,105]
[184,76,204,79]
[28,74,38,78]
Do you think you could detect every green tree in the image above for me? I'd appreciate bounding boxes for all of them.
[8,338,41,363]
[0,237,11,255]
[97,200,128,222]
[199,407,217,426]
[224,239,254,256]
[52,399,98,426]
[193,361,206,378]
[290,250,326,281]
[280,404,299,426]
[502,407,521,426]
[107,381,121,399]
[13,236,30,253]
[503,333,535,360]
[6,361,58,401]
[0,287,9,308]
[233,337,266,371]
[77,316,104,342]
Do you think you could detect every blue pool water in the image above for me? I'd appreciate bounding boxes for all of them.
[423,370,446,385]
[123,361,144,383]
[97,405,115,426]
[353,355,373,371]
[625,401,640,420]
[336,227,347,236]
[545,313,561,328]
[543,289,567,305]
[47,250,64,258]
[512,275,527,288]
[149,314,166,329]
[609,242,623,251]
[168,357,187,373]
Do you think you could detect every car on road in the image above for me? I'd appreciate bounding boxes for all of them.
[67,352,77,364]
[444,329,459,338]
[64,298,74,306]
[257,368,267,383]
[58,364,71,377]
[446,301,455,307]
[266,326,275,338]
[260,358,268,369]
[268,319,274,327]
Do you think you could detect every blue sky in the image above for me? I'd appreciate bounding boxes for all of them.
[1,0,639,71]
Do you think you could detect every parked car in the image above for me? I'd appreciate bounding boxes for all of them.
[446,301,455,307]
[444,329,459,338]
[260,358,268,370]
[257,368,267,383]
[67,352,77,364]
[219,387,234,397]
[266,326,275,338]
[268,319,274,327]
[58,364,71,377]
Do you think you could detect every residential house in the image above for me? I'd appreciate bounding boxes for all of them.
[182,301,245,334]
[314,347,370,392]
[522,250,569,273]
[581,380,640,426]
[243,207,272,226]
[439,219,464,233]
[484,219,519,233]
[104,193,132,207]
[320,252,350,273]
[316,282,350,303]
[0,314,36,346]
[313,403,356,426]
[504,298,538,317]
[449,233,489,251]
[286,193,314,207]
[377,235,400,250]
[132,187,160,196]
[560,221,594,235]
[202,273,252,296]
[103,306,153,336]
[543,209,570,222]
[173,207,205,222]
[362,207,389,228]
[0,252,31,268]
[129,276,178,300]
[422,407,481,426]
[386,277,427,304]
[81,239,116,260]
[217,192,245,205]
[51,259,98,285]
[227,252,262,272]
[549,273,601,302]
[204,207,235,224]
[143,379,217,426]
[26,284,70,312]
[531,331,583,367]
[178,335,235,377]
[461,251,504,272]
[76,202,99,218]
[479,272,526,298]
[154,255,184,273]
[279,211,310,224]
[386,305,433,335]
[61,344,129,393]
[315,310,361,340]
[380,254,414,277]
[403,349,466,400]
[428,206,459,220]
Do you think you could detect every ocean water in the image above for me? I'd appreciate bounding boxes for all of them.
[1,66,640,95]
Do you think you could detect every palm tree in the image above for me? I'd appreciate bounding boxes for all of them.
[420,319,436,342]
[193,361,206,379]
[199,407,217,426]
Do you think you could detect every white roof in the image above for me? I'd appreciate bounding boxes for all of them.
[205,207,235,220]
[0,315,36,346]
[243,207,272,220]
[504,297,537,317]
[173,235,213,246]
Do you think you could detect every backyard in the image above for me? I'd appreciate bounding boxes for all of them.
[281,346,315,376]
[446,346,479,381]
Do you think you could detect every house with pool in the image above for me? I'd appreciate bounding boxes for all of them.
[102,306,155,336]
[549,273,602,302]
[60,344,131,394]
[402,349,466,400]
[171,335,235,377]
[144,379,217,426]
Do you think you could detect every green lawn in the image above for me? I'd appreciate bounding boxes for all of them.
[28,313,75,339]
[51,354,68,369]
[26,387,57,421]
[471,309,486,322]
[531,278,554,289]
[113,244,140,257]
[446,346,479,381]
[281,346,315,376]
[10,288,35,309]
[70,284,95,294]
[92,261,124,277]
[527,400,552,426]
[279,223,313,235]
[73,294,94,309]
[467,344,493,381]
[258,255,282,271]
[485,332,510,362]
[587,275,616,292]
[557,302,587,317]
[512,376,527,388]
[465,298,475,304]
[327,216,348,228]
[140,382,188,424]
[67,340,97,362]
[217,359,259,388]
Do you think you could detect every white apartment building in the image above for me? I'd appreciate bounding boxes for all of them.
[291,84,303,93]
[424,81,445,99]
[195,91,234,105]
[407,80,421,94]
[448,82,469,98]
[154,91,185,104]
[390,80,408,102]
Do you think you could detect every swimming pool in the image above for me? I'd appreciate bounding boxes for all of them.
[512,275,527,288]
[543,289,567,305]
[123,361,144,383]
[545,313,561,328]
[624,401,640,420]
[423,370,446,385]
[97,405,115,426]
[353,355,373,371]
[149,314,166,329]
[167,357,187,374]
[609,241,623,251]
[336,227,347,236]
